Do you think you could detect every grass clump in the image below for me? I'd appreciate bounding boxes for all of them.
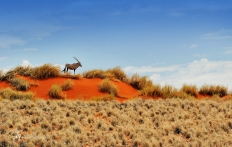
[8,78,30,91]
[0,88,34,100]
[105,66,128,83]
[139,84,163,98]
[180,84,198,97]
[99,79,118,96]
[129,73,152,90]
[61,79,74,91]
[49,84,65,99]
[12,65,33,76]
[199,85,228,97]
[31,64,61,79]
[0,70,3,81]
[83,69,105,79]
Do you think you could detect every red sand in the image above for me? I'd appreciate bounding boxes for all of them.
[0,75,139,102]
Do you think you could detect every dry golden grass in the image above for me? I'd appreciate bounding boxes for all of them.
[180,84,198,97]
[98,79,118,96]
[48,84,65,99]
[61,79,74,91]
[83,69,105,79]
[1,98,232,146]
[0,88,34,100]
[199,84,228,97]
[129,73,152,90]
[8,78,31,91]
[12,65,33,77]
[105,66,128,83]
[0,70,3,81]
[31,64,61,79]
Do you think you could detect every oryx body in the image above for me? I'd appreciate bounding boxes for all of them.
[63,57,82,75]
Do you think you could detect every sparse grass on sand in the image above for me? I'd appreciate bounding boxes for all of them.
[98,78,118,96]
[48,84,65,99]
[61,79,74,91]
[1,98,232,146]
[0,88,34,100]
[8,78,31,91]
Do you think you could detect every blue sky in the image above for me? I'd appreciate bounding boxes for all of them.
[1,0,232,89]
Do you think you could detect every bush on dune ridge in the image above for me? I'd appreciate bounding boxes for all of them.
[199,84,228,97]
[31,64,61,79]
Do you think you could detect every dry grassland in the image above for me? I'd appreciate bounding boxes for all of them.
[1,98,232,147]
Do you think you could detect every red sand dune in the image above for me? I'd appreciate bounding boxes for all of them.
[0,75,139,102]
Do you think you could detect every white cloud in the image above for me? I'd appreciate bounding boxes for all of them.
[124,59,232,90]
[202,29,232,40]
[0,35,26,48]
[21,60,32,67]
[224,47,232,54]
[189,44,198,49]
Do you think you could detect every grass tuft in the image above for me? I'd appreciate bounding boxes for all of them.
[48,84,65,99]
[83,69,105,79]
[12,65,33,76]
[129,73,152,90]
[180,84,198,97]
[31,64,61,79]
[105,66,128,83]
[199,85,228,97]
[98,79,118,96]
[61,79,74,91]
[8,78,30,91]
[0,88,34,100]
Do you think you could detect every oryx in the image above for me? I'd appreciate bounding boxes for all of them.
[63,57,82,75]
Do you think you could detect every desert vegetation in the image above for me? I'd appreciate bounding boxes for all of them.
[1,64,232,146]
[1,98,232,146]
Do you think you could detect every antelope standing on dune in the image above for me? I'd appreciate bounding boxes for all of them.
[63,57,82,75]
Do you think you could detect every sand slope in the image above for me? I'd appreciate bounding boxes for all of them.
[0,75,138,102]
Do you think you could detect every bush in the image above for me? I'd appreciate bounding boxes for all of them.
[105,66,128,83]
[0,88,34,100]
[0,70,3,81]
[139,84,163,98]
[61,79,74,91]
[83,69,105,79]
[180,84,198,97]
[49,84,65,99]
[98,79,118,96]
[129,74,152,90]
[8,78,30,91]
[12,65,33,76]
[199,85,228,97]
[31,64,61,79]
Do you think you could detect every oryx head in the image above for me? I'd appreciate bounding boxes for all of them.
[73,57,82,67]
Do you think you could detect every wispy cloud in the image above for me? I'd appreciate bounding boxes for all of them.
[189,44,198,49]
[202,29,232,40]
[224,47,232,54]
[0,35,26,49]
[21,48,37,51]
[124,59,232,89]
[0,57,7,61]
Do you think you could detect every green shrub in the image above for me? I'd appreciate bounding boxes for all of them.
[8,78,30,91]
[0,88,34,100]
[61,79,74,91]
[98,79,118,96]
[31,64,61,79]
[49,84,65,99]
